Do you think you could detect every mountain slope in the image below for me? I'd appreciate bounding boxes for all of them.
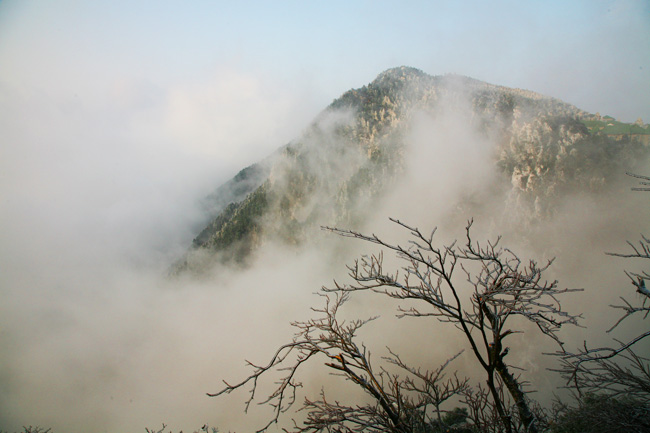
[172,66,648,275]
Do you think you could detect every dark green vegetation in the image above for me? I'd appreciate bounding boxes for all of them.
[172,66,649,275]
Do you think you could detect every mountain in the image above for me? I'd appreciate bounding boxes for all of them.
[172,66,649,275]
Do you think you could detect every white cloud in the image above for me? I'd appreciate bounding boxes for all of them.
[161,68,318,164]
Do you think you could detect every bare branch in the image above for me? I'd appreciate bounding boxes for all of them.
[559,175,650,404]
[322,219,580,433]
[626,172,650,191]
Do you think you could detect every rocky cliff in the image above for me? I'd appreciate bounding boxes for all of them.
[172,67,648,274]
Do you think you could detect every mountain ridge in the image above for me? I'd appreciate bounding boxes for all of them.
[171,67,648,275]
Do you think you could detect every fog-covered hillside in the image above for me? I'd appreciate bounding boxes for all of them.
[174,66,648,275]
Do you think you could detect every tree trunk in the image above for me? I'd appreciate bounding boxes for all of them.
[486,373,513,433]
[495,360,537,433]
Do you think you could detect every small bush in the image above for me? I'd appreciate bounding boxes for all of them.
[551,393,650,433]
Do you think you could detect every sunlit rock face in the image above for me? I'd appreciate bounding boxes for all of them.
[172,66,649,274]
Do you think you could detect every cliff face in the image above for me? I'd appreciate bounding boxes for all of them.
[172,67,648,274]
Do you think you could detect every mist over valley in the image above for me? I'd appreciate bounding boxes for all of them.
[3,65,649,432]
[1,2,649,432]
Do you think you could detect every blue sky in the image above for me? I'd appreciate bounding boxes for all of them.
[1,0,647,190]
[2,1,648,119]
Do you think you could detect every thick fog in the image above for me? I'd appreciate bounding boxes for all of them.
[2,63,649,433]
[0,70,326,432]
[1,2,649,429]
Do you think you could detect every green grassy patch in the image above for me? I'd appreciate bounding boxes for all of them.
[581,118,650,135]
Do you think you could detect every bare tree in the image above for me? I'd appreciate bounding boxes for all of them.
[558,173,650,402]
[209,292,467,432]
[322,219,580,433]
[210,219,579,432]
[460,381,513,433]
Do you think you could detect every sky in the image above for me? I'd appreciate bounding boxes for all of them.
[1,0,648,205]
[0,1,649,432]
[1,1,649,166]
[1,0,649,202]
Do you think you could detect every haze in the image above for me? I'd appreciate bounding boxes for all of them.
[1,1,649,432]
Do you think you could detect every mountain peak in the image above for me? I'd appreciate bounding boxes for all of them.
[373,66,428,82]
[172,67,649,275]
